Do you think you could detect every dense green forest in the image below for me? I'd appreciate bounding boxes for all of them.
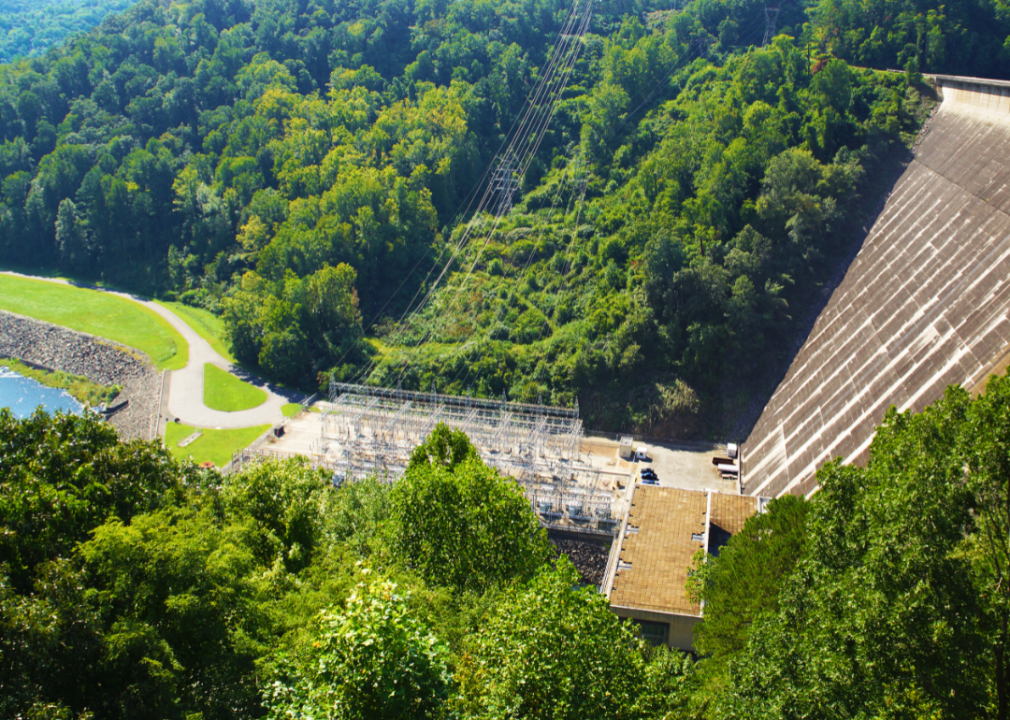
[5,373,1010,719]
[0,0,1004,430]
[0,0,141,63]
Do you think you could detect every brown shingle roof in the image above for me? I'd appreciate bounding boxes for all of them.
[710,493,758,536]
[609,486,707,616]
[609,487,759,616]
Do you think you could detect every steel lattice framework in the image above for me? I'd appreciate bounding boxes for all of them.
[233,381,619,535]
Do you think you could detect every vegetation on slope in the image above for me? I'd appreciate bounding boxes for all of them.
[0,0,140,63]
[0,0,962,433]
[371,47,932,431]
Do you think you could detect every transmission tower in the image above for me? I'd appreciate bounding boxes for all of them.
[490,153,520,215]
[762,3,780,46]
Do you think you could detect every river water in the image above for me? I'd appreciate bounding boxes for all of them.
[0,367,84,418]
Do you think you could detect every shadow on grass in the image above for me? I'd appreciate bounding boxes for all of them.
[225,363,308,404]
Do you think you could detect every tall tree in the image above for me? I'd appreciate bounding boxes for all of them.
[453,557,693,720]
[55,197,87,270]
[390,424,552,593]
[962,374,1010,720]
[265,576,452,720]
[690,494,809,664]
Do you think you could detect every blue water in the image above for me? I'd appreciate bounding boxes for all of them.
[0,368,84,418]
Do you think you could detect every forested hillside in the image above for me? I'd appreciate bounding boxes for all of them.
[0,0,140,62]
[5,375,1010,719]
[0,0,1002,431]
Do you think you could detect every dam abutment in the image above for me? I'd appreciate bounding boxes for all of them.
[742,74,1010,497]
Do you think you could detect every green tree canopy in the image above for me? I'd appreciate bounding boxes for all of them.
[960,374,1010,720]
[220,456,332,572]
[0,408,185,592]
[453,557,693,720]
[265,575,451,720]
[390,423,552,593]
[691,494,809,664]
[713,386,989,719]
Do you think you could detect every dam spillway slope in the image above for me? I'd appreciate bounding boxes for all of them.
[742,76,1010,498]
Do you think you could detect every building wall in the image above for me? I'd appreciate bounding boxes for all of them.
[611,605,701,652]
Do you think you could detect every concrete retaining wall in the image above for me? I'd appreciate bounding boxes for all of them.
[934,74,1010,119]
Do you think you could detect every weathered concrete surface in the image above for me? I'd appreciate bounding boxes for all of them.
[743,76,1010,497]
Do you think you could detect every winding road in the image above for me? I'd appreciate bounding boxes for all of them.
[2,271,300,430]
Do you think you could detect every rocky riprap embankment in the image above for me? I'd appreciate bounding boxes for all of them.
[0,310,161,441]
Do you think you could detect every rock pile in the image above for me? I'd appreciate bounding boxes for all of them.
[0,310,161,441]
[550,533,612,589]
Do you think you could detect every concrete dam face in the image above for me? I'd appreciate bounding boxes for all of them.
[742,75,1010,498]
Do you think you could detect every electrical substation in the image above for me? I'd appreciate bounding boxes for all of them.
[233,381,633,535]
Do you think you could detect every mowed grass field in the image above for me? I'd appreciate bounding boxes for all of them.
[0,274,188,370]
[203,363,267,411]
[164,422,270,468]
[156,300,236,363]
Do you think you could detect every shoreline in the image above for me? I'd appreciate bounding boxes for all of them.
[0,310,161,441]
[0,356,121,409]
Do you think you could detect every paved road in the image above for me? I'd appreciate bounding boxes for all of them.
[1,271,299,429]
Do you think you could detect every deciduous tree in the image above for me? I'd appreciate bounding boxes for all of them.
[391,424,551,592]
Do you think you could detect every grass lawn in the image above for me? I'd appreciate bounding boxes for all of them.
[282,403,302,417]
[204,363,267,411]
[156,300,236,363]
[0,274,188,370]
[164,422,270,468]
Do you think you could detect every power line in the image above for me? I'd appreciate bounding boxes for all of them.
[355,4,774,398]
[345,0,594,387]
[381,1,594,377]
